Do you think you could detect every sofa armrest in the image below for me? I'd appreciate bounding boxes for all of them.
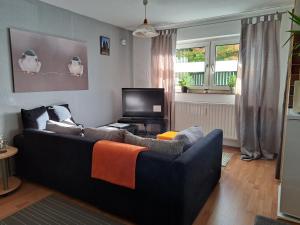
[170,129,223,225]
[15,129,95,195]
[14,133,24,148]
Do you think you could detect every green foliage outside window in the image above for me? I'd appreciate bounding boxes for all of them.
[176,48,205,62]
[227,74,237,89]
[216,44,239,61]
[176,44,239,62]
[178,73,194,87]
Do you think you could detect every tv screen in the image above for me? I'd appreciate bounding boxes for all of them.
[122,88,164,118]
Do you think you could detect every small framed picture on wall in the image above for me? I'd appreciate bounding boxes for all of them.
[100,36,110,56]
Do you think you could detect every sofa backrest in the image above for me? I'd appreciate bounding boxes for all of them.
[22,128,93,145]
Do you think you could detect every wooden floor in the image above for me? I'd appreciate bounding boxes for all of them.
[0,147,296,225]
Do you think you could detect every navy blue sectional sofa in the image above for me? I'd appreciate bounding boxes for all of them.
[14,128,223,225]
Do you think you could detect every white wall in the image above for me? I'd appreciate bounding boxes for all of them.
[177,20,240,41]
[279,12,293,110]
[277,12,292,149]
[132,37,151,88]
[0,0,133,142]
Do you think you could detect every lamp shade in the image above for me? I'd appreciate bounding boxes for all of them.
[133,23,159,38]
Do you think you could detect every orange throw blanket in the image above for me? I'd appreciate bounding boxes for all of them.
[91,140,148,189]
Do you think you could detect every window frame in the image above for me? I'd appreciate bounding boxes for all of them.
[209,38,240,90]
[176,41,210,90]
[176,36,240,92]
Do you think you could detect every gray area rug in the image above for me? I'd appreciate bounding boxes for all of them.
[0,195,123,225]
[222,152,234,167]
[255,215,290,225]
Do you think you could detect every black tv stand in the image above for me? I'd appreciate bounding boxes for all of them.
[118,117,167,134]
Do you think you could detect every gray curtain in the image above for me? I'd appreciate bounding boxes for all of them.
[151,29,177,130]
[235,15,281,160]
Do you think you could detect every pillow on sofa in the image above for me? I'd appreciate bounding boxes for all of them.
[46,104,74,122]
[124,132,184,155]
[45,120,82,136]
[21,106,49,130]
[174,126,204,145]
[84,127,125,142]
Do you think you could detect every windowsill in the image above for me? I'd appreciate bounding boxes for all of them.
[175,91,236,105]
[176,90,235,95]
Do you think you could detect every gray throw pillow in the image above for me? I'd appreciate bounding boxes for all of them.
[174,126,204,145]
[45,120,82,136]
[124,132,184,155]
[83,127,125,142]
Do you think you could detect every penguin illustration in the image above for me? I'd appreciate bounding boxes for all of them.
[18,49,42,74]
[68,56,84,77]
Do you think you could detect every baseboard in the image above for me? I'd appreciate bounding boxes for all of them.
[223,138,239,148]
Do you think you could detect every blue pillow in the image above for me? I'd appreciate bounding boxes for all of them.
[21,106,49,130]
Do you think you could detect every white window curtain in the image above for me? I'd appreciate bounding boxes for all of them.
[235,14,281,160]
[151,29,177,129]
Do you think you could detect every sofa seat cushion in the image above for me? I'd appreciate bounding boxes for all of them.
[45,120,82,136]
[125,132,184,155]
[83,127,125,142]
[21,106,49,130]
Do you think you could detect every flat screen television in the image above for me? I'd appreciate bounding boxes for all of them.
[122,88,165,118]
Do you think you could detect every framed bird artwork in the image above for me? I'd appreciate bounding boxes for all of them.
[9,28,89,92]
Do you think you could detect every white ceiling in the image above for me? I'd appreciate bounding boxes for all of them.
[39,0,294,30]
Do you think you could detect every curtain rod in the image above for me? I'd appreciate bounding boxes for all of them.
[156,9,290,31]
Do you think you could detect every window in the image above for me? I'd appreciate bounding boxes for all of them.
[175,38,239,92]
[176,46,207,87]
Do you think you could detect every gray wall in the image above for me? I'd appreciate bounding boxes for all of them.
[0,0,133,142]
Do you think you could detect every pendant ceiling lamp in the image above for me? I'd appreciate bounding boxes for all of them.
[133,0,159,38]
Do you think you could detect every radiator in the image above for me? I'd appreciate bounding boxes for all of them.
[174,102,237,140]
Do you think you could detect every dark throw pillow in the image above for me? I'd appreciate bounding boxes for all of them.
[47,104,74,122]
[21,106,49,130]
